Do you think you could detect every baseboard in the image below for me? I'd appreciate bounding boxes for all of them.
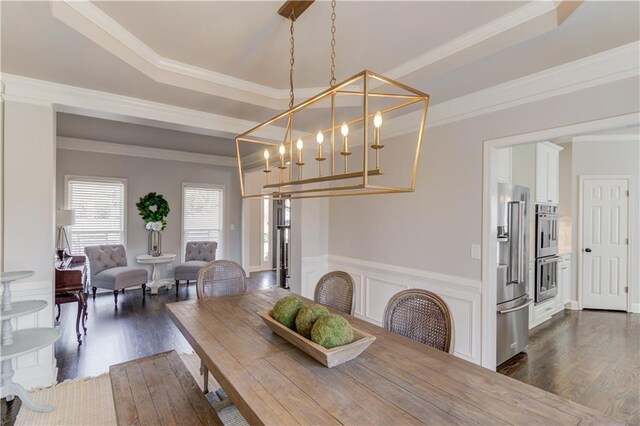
[630,303,640,314]
[565,300,581,310]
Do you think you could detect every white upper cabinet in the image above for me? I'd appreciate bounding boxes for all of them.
[496,147,512,183]
[535,142,562,204]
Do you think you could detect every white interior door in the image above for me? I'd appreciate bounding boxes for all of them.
[581,177,629,310]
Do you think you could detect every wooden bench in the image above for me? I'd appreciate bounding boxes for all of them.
[109,350,222,426]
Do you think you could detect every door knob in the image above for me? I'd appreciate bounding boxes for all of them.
[585,248,592,253]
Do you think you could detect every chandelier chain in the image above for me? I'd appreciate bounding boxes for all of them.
[330,0,336,87]
[289,9,295,109]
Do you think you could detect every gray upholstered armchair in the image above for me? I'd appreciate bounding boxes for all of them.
[84,245,148,307]
[174,241,217,294]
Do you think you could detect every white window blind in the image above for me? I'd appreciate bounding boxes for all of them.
[183,185,224,256]
[67,178,125,255]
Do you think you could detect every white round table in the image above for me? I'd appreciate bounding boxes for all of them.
[135,253,176,295]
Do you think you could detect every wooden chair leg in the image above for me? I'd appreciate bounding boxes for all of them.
[175,280,179,295]
[142,284,146,301]
[55,303,61,322]
[201,360,209,394]
[92,286,97,300]
[113,290,118,307]
[187,280,190,286]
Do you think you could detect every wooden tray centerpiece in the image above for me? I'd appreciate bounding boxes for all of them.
[258,309,375,368]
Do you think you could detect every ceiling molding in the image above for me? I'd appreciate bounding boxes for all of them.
[50,0,576,110]
[390,41,640,131]
[384,1,560,81]
[572,134,640,143]
[1,73,283,140]
[57,136,237,167]
[3,41,638,144]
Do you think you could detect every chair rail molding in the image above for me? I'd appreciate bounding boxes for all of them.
[301,254,481,364]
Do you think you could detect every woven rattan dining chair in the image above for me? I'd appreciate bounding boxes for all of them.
[314,271,355,315]
[383,289,453,353]
[196,260,247,299]
[196,260,247,394]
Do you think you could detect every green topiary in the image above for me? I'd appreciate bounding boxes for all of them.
[295,304,330,339]
[310,314,354,349]
[271,295,304,329]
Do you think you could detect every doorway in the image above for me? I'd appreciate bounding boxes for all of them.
[579,176,631,311]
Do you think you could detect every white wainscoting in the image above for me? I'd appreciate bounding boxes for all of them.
[301,255,482,364]
[9,280,58,389]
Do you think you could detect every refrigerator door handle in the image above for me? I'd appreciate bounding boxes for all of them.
[497,298,534,314]
[508,201,525,284]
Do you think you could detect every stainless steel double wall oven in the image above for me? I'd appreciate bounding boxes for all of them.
[535,204,559,303]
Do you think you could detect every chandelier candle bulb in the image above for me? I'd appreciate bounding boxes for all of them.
[295,138,304,166]
[278,144,287,169]
[340,122,350,154]
[315,131,325,161]
[263,149,271,173]
[372,111,385,169]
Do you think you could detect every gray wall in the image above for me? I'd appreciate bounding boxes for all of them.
[56,148,242,279]
[328,77,639,282]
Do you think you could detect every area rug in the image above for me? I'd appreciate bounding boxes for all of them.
[15,353,234,426]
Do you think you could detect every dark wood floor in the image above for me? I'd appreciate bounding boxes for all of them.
[498,309,640,425]
[1,271,278,426]
[55,270,278,381]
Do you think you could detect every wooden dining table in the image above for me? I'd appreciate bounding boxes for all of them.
[167,288,618,425]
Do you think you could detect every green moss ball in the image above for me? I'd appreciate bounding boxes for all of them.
[310,314,354,349]
[271,295,304,329]
[295,304,330,339]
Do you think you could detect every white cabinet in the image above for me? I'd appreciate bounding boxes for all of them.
[559,254,571,305]
[496,147,512,184]
[535,143,562,204]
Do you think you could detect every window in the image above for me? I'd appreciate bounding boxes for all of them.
[183,184,224,258]
[66,176,126,255]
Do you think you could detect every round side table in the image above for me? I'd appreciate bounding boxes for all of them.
[135,254,176,295]
[1,270,61,412]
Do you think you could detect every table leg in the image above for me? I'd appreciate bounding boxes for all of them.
[150,263,160,295]
[81,292,88,333]
[1,360,54,412]
[75,293,82,345]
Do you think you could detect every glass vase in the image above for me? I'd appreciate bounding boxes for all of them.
[148,230,162,257]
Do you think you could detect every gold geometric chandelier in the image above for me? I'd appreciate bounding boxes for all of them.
[236,0,430,200]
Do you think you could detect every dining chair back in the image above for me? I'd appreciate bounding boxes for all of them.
[383,289,453,353]
[196,260,247,299]
[314,271,354,315]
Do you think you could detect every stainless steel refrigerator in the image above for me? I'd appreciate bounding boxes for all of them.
[496,183,534,366]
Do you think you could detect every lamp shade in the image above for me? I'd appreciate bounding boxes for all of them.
[56,209,75,227]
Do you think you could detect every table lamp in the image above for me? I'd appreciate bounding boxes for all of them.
[56,209,75,261]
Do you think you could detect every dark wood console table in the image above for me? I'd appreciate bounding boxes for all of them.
[55,256,88,344]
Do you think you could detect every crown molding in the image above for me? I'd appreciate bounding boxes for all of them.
[57,136,237,167]
[3,41,638,144]
[387,41,640,133]
[50,0,575,110]
[572,134,640,143]
[385,1,559,81]
[1,73,283,140]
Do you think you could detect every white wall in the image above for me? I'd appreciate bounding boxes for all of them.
[56,147,243,274]
[571,139,640,311]
[309,77,640,365]
[3,100,57,388]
